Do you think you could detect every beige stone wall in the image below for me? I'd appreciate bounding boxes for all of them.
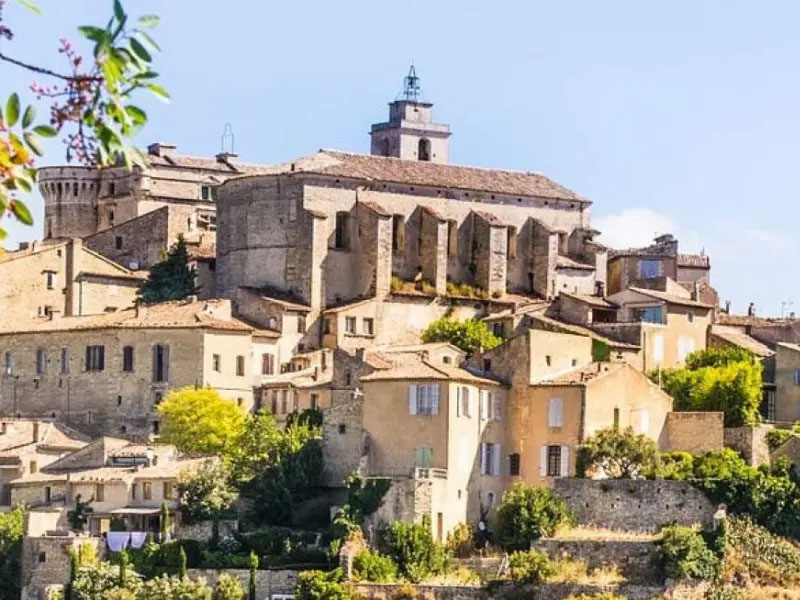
[201,331,255,410]
[663,411,724,454]
[84,206,171,270]
[775,344,800,422]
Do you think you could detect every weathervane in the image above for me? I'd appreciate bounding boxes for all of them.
[401,63,421,101]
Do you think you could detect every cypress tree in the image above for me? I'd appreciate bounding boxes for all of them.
[118,549,129,588]
[138,235,199,303]
[178,546,187,580]
[248,551,258,600]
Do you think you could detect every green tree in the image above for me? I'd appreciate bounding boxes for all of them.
[178,547,187,580]
[160,501,170,541]
[294,569,352,600]
[68,494,94,531]
[213,573,245,600]
[508,549,555,584]
[381,518,449,582]
[137,235,199,303]
[421,317,501,354]
[71,561,141,600]
[118,550,129,588]
[657,525,719,580]
[157,387,245,456]
[0,1,167,242]
[247,552,258,600]
[351,548,398,583]
[177,462,237,524]
[495,482,574,551]
[576,427,659,479]
[652,347,763,426]
[0,505,25,600]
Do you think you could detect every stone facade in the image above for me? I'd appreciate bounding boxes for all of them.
[533,538,659,582]
[185,569,298,599]
[723,425,773,466]
[662,411,724,454]
[21,533,104,600]
[553,479,715,533]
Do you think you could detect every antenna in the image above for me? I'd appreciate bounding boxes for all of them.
[401,63,421,101]
[220,123,235,154]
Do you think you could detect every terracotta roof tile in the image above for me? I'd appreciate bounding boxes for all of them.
[627,287,713,309]
[556,255,595,270]
[560,292,617,309]
[709,328,774,358]
[533,362,624,386]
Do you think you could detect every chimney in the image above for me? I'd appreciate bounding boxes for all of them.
[32,422,40,443]
[147,142,177,158]
[725,300,731,314]
[595,281,605,298]
[748,302,756,317]
[216,152,238,163]
[691,281,700,302]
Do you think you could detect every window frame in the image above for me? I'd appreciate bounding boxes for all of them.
[122,345,134,372]
[546,445,562,477]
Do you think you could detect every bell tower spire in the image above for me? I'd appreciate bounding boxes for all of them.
[370,64,451,164]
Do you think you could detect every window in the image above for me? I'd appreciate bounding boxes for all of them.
[334,212,350,249]
[152,345,169,382]
[236,355,245,376]
[480,390,494,421]
[492,322,504,338]
[163,481,173,499]
[115,236,123,250]
[201,185,212,200]
[345,317,357,334]
[415,445,433,467]
[447,220,458,255]
[310,393,319,411]
[417,138,431,161]
[442,356,451,365]
[480,442,501,475]
[212,354,221,372]
[639,259,661,279]
[262,354,275,375]
[765,390,776,421]
[131,483,138,500]
[122,346,134,372]
[687,311,694,323]
[636,306,664,324]
[363,318,374,336]
[45,272,55,290]
[322,318,331,335]
[793,369,800,385]
[408,384,440,416]
[507,226,518,259]
[345,370,352,386]
[60,348,69,374]
[509,453,521,476]
[96,484,105,502]
[30,460,38,474]
[547,445,562,477]
[297,315,306,334]
[143,481,152,500]
[545,355,552,367]
[3,352,12,375]
[653,335,665,361]
[35,348,46,375]
[483,358,492,372]
[613,407,620,429]
[487,492,495,509]
[338,423,346,434]
[548,397,564,428]
[392,214,405,251]
[458,386,470,417]
[85,345,105,371]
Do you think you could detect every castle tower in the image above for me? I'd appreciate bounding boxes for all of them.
[370,65,451,164]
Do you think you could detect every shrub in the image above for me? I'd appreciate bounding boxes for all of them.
[294,569,352,600]
[421,317,501,354]
[445,521,474,558]
[71,562,142,600]
[565,594,627,600]
[654,451,695,480]
[508,549,555,584]
[765,428,793,450]
[495,482,574,551]
[177,461,237,524]
[0,505,24,600]
[576,427,659,479]
[657,525,719,581]
[381,519,449,582]
[721,516,800,587]
[213,573,245,600]
[352,548,398,582]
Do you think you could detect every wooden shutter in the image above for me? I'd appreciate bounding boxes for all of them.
[151,345,157,382]
[560,446,570,477]
[494,393,502,421]
[408,384,418,415]
[463,387,470,417]
[431,385,440,415]
[480,443,487,475]
[163,346,170,382]
[456,386,461,417]
[549,397,563,427]
[493,444,501,476]
[539,446,547,477]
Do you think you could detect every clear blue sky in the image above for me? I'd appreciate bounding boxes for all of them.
[3,1,798,316]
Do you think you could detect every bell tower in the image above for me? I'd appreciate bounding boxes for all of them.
[370,65,451,164]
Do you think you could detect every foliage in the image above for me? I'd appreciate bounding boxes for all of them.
[0,505,24,600]
[720,516,800,587]
[657,525,719,580]
[445,521,474,558]
[213,573,244,600]
[177,461,237,524]
[765,428,793,450]
[137,235,199,303]
[652,347,763,426]
[157,387,245,456]
[294,569,352,600]
[508,549,555,584]
[71,561,141,600]
[564,594,627,600]
[331,475,392,542]
[495,482,574,551]
[123,539,203,579]
[138,575,212,600]
[160,501,169,541]
[248,552,257,600]
[0,0,167,241]
[68,494,94,531]
[228,410,323,526]
[351,548,398,582]
[421,317,501,354]
[178,547,187,580]
[445,281,489,300]
[591,339,610,362]
[576,427,659,479]
[286,408,323,429]
[118,550,129,588]
[381,519,449,582]
[652,451,695,480]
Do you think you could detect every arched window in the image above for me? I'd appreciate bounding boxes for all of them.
[418,138,431,162]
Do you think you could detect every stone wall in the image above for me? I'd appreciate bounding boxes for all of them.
[724,425,773,466]
[321,398,366,487]
[663,412,724,454]
[21,535,104,600]
[553,479,715,532]
[175,519,237,543]
[186,568,298,599]
[532,539,659,582]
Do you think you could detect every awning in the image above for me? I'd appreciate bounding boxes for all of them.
[109,507,161,515]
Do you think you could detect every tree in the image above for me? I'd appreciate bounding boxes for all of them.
[421,317,502,354]
[294,569,352,600]
[381,518,449,582]
[576,427,659,479]
[508,549,555,584]
[351,549,398,583]
[157,387,245,456]
[495,482,574,551]
[657,525,719,580]
[71,561,141,600]
[68,494,94,531]
[652,347,763,427]
[214,573,245,600]
[0,1,167,241]
[137,235,199,303]
[118,550,129,588]
[247,552,258,600]
[177,461,237,524]
[0,505,24,600]
[160,500,170,541]
[178,547,187,580]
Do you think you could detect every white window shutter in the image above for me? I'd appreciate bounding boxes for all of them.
[557,398,564,427]
[456,386,461,417]
[549,397,563,427]
[548,398,556,427]
[641,410,649,434]
[539,446,547,477]
[464,387,470,417]
[560,446,569,477]
[493,444,501,476]
[494,394,502,421]
[431,384,440,415]
[480,443,487,475]
[408,384,418,415]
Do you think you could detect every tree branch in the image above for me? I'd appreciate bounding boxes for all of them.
[0,51,101,82]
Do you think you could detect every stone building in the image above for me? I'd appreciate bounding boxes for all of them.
[0,238,144,322]
[774,342,800,423]
[0,299,276,437]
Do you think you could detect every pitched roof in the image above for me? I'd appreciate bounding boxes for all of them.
[556,256,595,271]
[560,292,618,309]
[533,361,625,386]
[0,420,90,454]
[777,342,800,354]
[146,152,276,176]
[527,312,641,350]
[716,313,785,328]
[709,328,774,358]
[361,350,500,385]
[627,287,713,309]
[291,150,587,202]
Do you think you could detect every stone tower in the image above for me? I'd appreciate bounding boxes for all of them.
[370,66,451,164]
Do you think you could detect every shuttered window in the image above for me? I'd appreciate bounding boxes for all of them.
[408,384,440,416]
[152,345,169,382]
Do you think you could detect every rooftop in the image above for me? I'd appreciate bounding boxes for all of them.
[626,287,713,309]
[532,361,625,386]
[361,349,500,385]
[716,313,788,328]
[709,327,774,358]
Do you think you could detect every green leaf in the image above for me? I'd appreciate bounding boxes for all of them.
[15,176,32,193]
[78,26,109,43]
[134,70,159,81]
[33,124,57,137]
[137,14,160,28]
[113,0,125,21]
[14,0,42,14]
[0,227,7,241]
[10,199,33,225]
[147,83,170,102]
[125,105,147,125]
[135,30,161,52]
[6,94,20,127]
[23,132,43,156]
[22,105,36,129]
[129,37,152,63]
